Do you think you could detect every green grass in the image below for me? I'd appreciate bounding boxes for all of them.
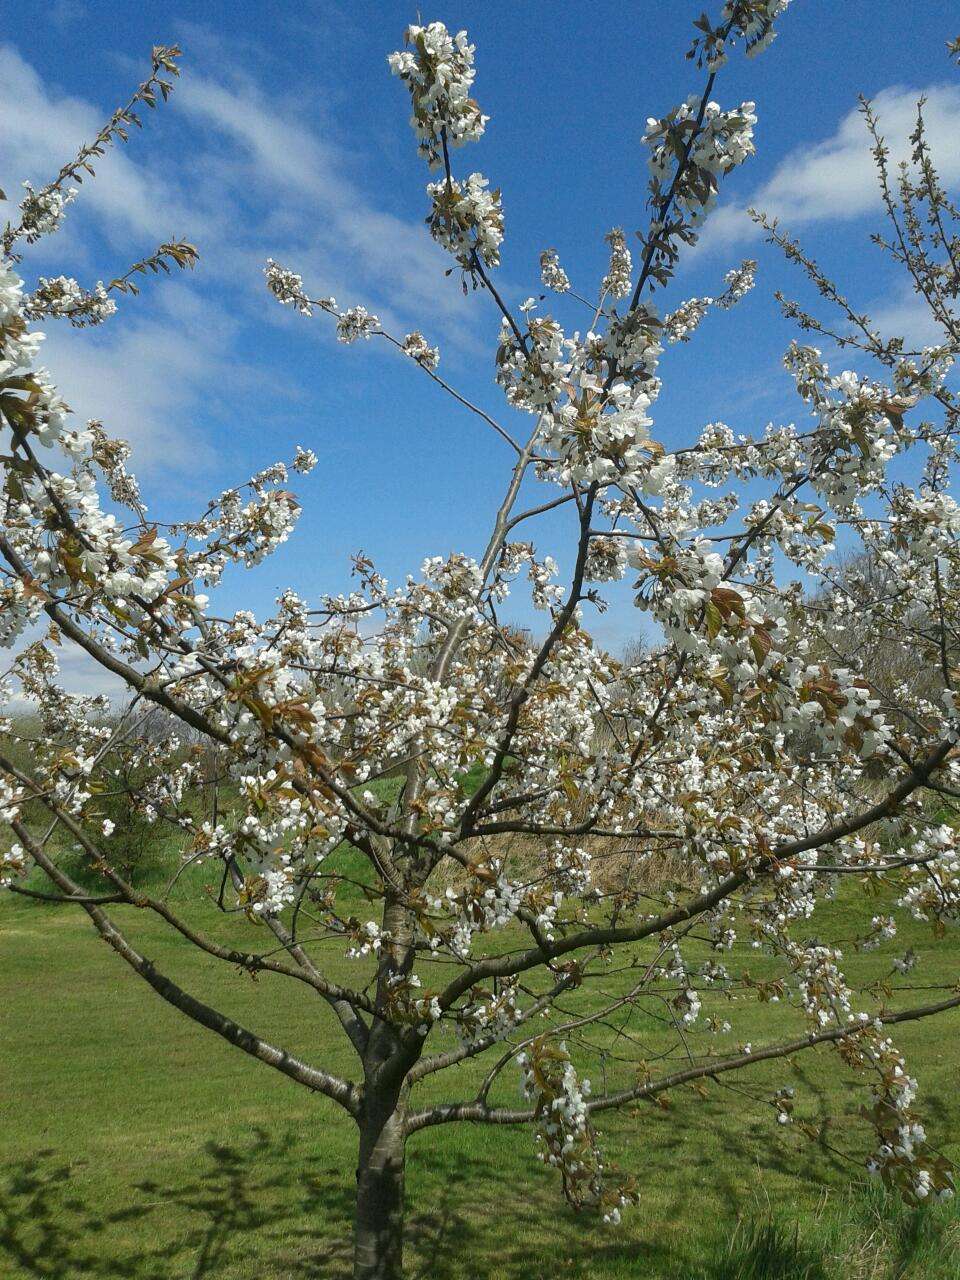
[2,842,959,1278]
[698,1216,830,1279]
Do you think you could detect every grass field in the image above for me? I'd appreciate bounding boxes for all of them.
[2,831,960,1279]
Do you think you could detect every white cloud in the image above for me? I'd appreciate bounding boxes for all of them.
[4,624,132,711]
[0,36,480,485]
[0,45,209,248]
[0,37,476,338]
[48,644,131,704]
[702,83,960,250]
[0,44,237,477]
[172,72,476,340]
[38,282,230,473]
[868,281,949,351]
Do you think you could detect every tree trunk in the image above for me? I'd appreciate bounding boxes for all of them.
[353,1092,406,1280]
[353,890,419,1279]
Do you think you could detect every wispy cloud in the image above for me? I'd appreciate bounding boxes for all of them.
[4,623,131,709]
[46,643,131,705]
[38,283,232,473]
[171,71,476,340]
[0,32,479,487]
[702,83,960,251]
[0,37,477,334]
[867,282,947,350]
[0,44,238,475]
[0,45,209,248]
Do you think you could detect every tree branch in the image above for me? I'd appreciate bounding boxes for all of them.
[13,821,361,1115]
[406,988,960,1134]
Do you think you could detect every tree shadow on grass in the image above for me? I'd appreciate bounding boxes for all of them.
[0,1135,353,1280]
[0,1130,689,1280]
[3,1082,945,1280]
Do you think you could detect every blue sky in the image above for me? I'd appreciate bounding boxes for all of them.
[3,0,960,681]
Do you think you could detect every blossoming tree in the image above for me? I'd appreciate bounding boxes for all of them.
[4,5,960,1277]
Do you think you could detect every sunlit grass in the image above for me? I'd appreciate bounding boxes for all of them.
[2,827,959,1278]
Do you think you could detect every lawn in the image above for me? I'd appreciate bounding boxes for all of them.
[2,837,960,1279]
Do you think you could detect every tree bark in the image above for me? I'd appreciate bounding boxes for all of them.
[353,1091,406,1280]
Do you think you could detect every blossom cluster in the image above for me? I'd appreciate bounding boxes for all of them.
[601,228,633,300]
[17,181,77,243]
[264,259,312,313]
[645,97,757,226]
[25,276,117,327]
[539,248,570,294]
[427,173,504,268]
[388,23,487,168]
[401,330,440,370]
[336,305,380,344]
